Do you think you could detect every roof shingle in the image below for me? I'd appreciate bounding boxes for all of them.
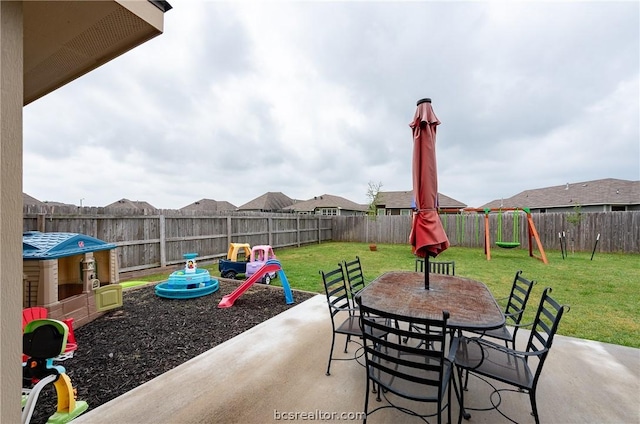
[283,194,368,213]
[480,178,640,209]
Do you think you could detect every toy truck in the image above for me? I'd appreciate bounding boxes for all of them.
[218,243,251,279]
[245,245,278,285]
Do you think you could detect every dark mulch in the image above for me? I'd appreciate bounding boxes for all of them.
[27,280,316,424]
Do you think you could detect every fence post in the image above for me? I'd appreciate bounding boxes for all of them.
[159,215,166,268]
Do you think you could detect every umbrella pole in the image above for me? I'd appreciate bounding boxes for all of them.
[425,256,429,290]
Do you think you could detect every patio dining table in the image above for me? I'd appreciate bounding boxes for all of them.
[355,271,505,332]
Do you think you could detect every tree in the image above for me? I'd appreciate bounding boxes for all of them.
[366,181,383,249]
[567,204,583,226]
[366,181,383,219]
[566,204,583,254]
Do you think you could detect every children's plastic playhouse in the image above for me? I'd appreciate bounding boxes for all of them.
[22,231,122,327]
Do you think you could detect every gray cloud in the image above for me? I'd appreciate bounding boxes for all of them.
[23,1,639,209]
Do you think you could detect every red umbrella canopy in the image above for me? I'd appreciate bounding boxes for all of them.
[409,98,450,258]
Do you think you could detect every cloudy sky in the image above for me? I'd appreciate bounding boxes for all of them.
[23,1,639,209]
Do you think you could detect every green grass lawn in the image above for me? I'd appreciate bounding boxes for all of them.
[123,242,640,349]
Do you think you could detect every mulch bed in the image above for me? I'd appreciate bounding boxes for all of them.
[26,280,316,424]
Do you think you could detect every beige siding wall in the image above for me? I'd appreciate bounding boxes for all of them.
[0,3,23,422]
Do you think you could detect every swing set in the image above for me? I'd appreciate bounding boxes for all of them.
[446,207,548,264]
[483,207,548,264]
[440,207,548,264]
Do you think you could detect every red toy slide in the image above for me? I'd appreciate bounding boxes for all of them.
[217,263,282,308]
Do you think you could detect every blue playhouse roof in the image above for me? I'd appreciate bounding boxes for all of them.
[23,231,116,260]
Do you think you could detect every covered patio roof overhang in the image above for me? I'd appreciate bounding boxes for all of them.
[23,0,171,105]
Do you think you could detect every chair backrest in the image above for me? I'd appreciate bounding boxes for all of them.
[429,260,455,276]
[320,265,352,319]
[504,270,536,326]
[357,300,451,401]
[524,287,569,380]
[343,256,365,298]
[22,307,48,330]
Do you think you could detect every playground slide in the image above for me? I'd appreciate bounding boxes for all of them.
[217,260,293,308]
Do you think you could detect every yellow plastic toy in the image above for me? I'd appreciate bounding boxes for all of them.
[226,243,251,262]
[219,243,252,279]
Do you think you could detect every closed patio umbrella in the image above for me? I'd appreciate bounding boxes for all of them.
[409,98,450,289]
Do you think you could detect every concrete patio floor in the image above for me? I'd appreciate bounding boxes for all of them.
[74,294,639,424]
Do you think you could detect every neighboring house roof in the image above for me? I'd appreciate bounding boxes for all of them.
[23,193,44,206]
[42,201,76,207]
[216,201,238,212]
[480,178,640,210]
[180,199,237,212]
[106,198,157,210]
[283,194,368,213]
[238,192,295,211]
[376,191,467,210]
[438,193,468,210]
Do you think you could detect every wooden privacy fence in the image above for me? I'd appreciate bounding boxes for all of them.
[23,210,333,273]
[22,209,638,275]
[331,211,640,254]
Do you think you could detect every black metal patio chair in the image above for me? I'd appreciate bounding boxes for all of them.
[466,270,536,349]
[415,259,456,275]
[453,287,569,424]
[357,299,460,424]
[343,256,366,302]
[320,265,363,376]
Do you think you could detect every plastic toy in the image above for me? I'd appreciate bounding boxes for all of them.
[218,259,294,308]
[22,307,77,363]
[21,319,88,424]
[155,253,220,299]
[246,245,278,284]
[218,243,251,279]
